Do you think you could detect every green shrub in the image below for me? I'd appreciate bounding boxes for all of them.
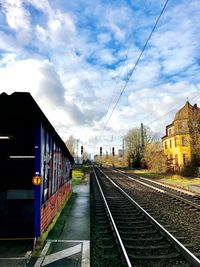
[180,163,198,177]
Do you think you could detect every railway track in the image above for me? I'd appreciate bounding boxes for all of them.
[91,166,200,267]
[110,168,200,211]
[90,171,123,266]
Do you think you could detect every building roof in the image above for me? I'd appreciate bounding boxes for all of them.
[174,101,192,121]
[0,92,74,163]
[162,101,200,140]
[174,101,200,121]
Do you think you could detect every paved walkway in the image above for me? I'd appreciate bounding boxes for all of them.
[33,176,90,267]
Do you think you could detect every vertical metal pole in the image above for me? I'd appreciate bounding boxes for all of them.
[122,138,125,163]
[141,123,144,155]
[77,139,79,164]
[34,123,41,239]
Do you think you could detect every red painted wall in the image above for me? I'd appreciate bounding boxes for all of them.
[41,181,72,234]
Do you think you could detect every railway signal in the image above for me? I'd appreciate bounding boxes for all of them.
[81,145,84,155]
[112,147,115,156]
[100,147,102,156]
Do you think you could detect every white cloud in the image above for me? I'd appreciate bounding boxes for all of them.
[1,0,30,30]
[0,32,22,53]
[26,0,52,15]
[47,10,76,40]
[97,33,111,44]
[1,0,31,43]
[0,57,85,127]
[0,0,200,156]
[35,25,47,42]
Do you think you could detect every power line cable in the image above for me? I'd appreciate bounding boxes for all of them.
[103,0,148,120]
[100,0,170,138]
[149,93,200,125]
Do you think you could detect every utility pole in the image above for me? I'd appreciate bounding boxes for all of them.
[122,137,125,165]
[76,139,79,164]
[122,137,125,163]
[81,145,83,164]
[141,123,144,155]
[100,147,102,167]
[112,147,115,168]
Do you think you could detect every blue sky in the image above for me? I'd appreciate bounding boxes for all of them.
[0,0,200,156]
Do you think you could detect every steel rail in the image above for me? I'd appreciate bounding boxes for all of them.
[114,168,197,196]
[113,169,200,210]
[98,167,200,266]
[92,167,132,267]
[112,169,199,196]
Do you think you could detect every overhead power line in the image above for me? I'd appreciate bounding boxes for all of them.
[150,93,200,125]
[103,0,148,122]
[100,0,170,138]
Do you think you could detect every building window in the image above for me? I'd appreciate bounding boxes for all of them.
[182,137,188,146]
[169,129,171,136]
[170,140,172,148]
[175,137,177,147]
[183,153,188,165]
[165,141,167,149]
[179,121,184,129]
[178,121,186,129]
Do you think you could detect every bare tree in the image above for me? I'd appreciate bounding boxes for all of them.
[65,135,76,157]
[124,126,155,167]
[82,151,89,163]
[188,105,200,166]
[144,141,165,172]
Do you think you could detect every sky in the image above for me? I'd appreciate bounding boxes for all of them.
[0,0,200,157]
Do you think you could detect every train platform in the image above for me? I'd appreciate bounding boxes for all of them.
[32,175,90,267]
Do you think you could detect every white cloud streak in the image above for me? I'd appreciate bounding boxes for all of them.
[0,0,200,154]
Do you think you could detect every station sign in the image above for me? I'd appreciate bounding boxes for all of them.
[32,176,42,185]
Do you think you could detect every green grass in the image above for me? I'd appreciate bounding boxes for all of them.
[159,176,200,187]
[72,169,85,184]
[126,169,200,189]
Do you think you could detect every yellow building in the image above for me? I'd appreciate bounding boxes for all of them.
[162,101,200,171]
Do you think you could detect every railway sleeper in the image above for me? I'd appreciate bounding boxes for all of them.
[119,229,158,234]
[102,251,120,260]
[127,246,185,258]
[124,239,169,246]
[98,221,109,227]
[117,224,153,230]
[95,211,107,217]
[115,220,149,226]
[114,218,147,223]
[95,208,106,213]
[125,244,171,250]
[111,212,141,217]
[98,224,111,230]
[101,243,115,249]
[114,221,148,225]
[129,252,180,260]
[96,217,108,222]
[123,236,164,242]
[100,236,113,241]
[108,205,134,210]
[181,243,194,248]
[121,232,163,239]
[99,229,112,235]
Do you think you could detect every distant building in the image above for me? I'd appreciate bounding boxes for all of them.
[162,101,200,171]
